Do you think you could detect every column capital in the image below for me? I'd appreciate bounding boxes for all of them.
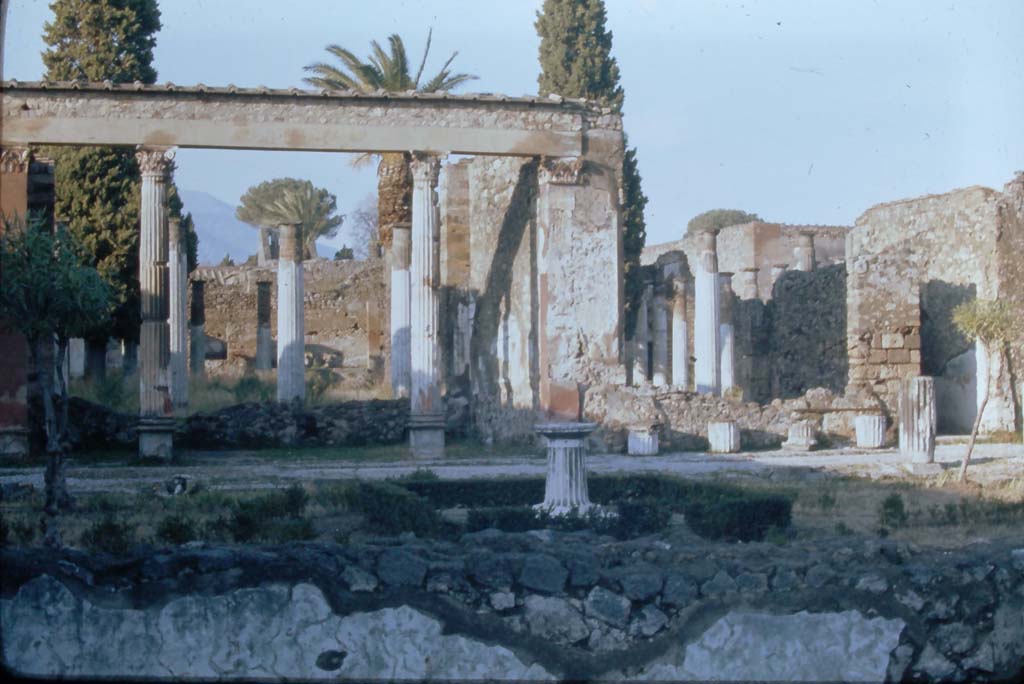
[135,146,175,177]
[0,146,31,174]
[410,152,441,185]
[539,157,585,185]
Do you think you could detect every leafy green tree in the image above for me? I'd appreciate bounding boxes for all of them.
[0,215,113,547]
[535,0,647,335]
[687,209,762,235]
[42,0,193,373]
[236,178,344,259]
[952,300,1021,481]
[303,30,476,251]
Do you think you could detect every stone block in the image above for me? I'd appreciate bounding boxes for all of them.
[783,421,818,451]
[905,334,922,349]
[584,586,631,628]
[518,554,568,594]
[377,549,428,587]
[854,415,887,448]
[707,421,741,453]
[887,349,910,363]
[627,427,659,456]
[881,333,904,349]
[868,350,887,364]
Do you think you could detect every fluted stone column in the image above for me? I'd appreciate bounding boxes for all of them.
[135,147,175,460]
[899,376,938,473]
[276,223,305,402]
[708,421,741,453]
[694,229,721,395]
[719,273,736,394]
[536,422,597,515]
[783,420,818,451]
[255,281,274,370]
[634,284,651,384]
[408,153,444,456]
[671,276,689,390]
[390,223,412,398]
[652,285,669,387]
[627,424,660,456]
[855,414,887,449]
[189,280,206,378]
[168,217,188,408]
[794,232,816,272]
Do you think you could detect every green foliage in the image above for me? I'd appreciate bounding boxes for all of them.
[306,368,339,403]
[71,369,135,412]
[218,254,235,267]
[877,493,909,529]
[952,299,1019,346]
[228,375,274,404]
[303,29,477,94]
[535,0,624,111]
[155,514,197,545]
[396,468,441,482]
[682,493,793,542]
[42,0,193,341]
[79,515,134,555]
[334,246,355,260]
[236,178,345,255]
[227,485,313,543]
[687,209,761,235]
[332,481,442,537]
[0,216,113,346]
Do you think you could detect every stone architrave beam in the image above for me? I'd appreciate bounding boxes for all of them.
[408,153,445,456]
[1,82,587,157]
[135,146,175,460]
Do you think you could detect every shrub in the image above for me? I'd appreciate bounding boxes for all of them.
[612,498,672,538]
[80,515,134,554]
[306,368,338,403]
[467,506,544,533]
[877,493,908,529]
[342,482,441,537]
[156,514,197,545]
[683,493,792,542]
[232,375,273,403]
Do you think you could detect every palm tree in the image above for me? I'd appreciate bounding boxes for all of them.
[303,30,476,253]
[236,178,345,260]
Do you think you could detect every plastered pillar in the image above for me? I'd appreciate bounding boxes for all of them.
[189,280,206,378]
[168,217,188,408]
[255,281,274,370]
[652,285,669,387]
[719,273,736,394]
[390,223,412,398]
[135,147,175,460]
[694,229,721,395]
[408,153,444,456]
[671,276,689,390]
[276,223,305,402]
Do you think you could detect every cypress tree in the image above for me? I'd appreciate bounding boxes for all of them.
[535,0,647,336]
[42,0,197,372]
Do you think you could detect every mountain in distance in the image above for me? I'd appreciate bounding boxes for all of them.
[179,190,332,266]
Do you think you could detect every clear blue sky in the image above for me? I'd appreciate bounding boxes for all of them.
[4,0,1023,251]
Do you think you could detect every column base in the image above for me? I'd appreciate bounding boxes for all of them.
[0,427,30,459]
[138,418,175,461]
[409,414,445,458]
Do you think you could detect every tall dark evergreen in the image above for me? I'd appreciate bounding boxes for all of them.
[535,0,647,335]
[42,0,196,371]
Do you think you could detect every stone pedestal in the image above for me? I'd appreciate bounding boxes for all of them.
[390,223,412,398]
[276,223,305,402]
[255,281,274,371]
[189,280,206,378]
[536,422,597,515]
[135,147,175,460]
[408,154,444,455]
[168,218,188,408]
[855,415,887,449]
[899,376,937,469]
[708,421,741,453]
[794,232,816,272]
[694,229,721,395]
[627,425,660,456]
[783,420,818,451]
[671,277,689,390]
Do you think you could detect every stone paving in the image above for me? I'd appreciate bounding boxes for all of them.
[1,442,1021,494]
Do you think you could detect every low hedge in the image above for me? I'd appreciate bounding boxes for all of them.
[465,497,671,540]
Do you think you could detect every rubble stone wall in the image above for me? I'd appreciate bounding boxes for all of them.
[191,259,386,377]
[4,536,1022,682]
[846,179,1024,433]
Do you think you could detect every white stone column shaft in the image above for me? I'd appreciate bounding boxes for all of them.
[276,223,305,402]
[168,218,188,408]
[652,289,669,387]
[255,281,274,371]
[408,153,444,455]
[135,147,175,460]
[694,230,721,395]
[671,277,689,389]
[719,273,736,393]
[899,376,936,463]
[390,224,412,398]
[855,415,887,449]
